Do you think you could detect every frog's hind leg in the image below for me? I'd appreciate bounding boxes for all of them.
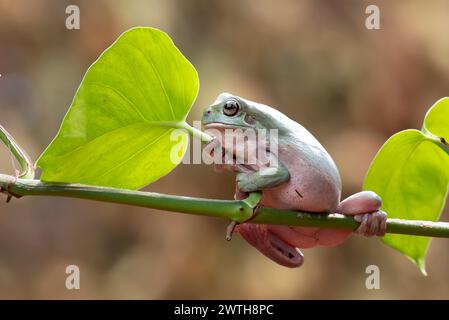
[236,223,304,268]
[337,191,387,237]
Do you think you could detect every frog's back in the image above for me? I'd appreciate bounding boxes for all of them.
[235,98,341,212]
[262,120,342,213]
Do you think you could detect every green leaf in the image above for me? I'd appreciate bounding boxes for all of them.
[364,128,449,275]
[364,98,449,274]
[423,97,449,139]
[37,27,199,189]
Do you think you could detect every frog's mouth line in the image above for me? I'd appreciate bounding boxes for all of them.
[203,122,249,130]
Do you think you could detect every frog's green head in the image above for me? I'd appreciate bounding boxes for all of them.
[202,93,289,132]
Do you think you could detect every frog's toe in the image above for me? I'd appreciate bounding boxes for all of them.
[354,210,387,237]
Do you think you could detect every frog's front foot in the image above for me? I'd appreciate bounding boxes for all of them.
[354,210,387,237]
[236,173,257,193]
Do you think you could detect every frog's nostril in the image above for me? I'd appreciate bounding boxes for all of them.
[207,110,211,114]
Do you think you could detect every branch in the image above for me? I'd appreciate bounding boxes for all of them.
[1,174,449,238]
[1,125,448,238]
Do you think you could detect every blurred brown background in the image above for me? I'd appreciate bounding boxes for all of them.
[1,0,449,299]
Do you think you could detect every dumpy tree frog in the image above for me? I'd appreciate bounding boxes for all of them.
[202,93,387,268]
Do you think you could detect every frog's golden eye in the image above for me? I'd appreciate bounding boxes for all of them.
[223,100,240,116]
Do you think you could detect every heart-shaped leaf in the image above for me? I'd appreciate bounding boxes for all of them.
[37,27,199,189]
[364,98,449,275]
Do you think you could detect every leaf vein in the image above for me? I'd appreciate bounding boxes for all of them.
[85,82,149,122]
[128,43,176,120]
[94,129,173,181]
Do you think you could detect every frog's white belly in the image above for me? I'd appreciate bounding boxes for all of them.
[261,145,341,213]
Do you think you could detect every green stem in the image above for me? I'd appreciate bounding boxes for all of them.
[0,125,35,179]
[1,124,449,238]
[137,120,213,143]
[423,128,449,155]
[183,122,213,143]
[1,174,449,238]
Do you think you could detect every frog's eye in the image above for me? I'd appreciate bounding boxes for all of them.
[223,100,240,116]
